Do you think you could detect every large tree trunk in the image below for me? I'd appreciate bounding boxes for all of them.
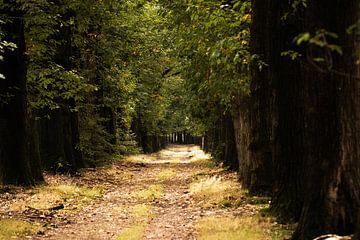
[248,0,273,195]
[0,1,43,185]
[269,1,305,222]
[293,1,360,238]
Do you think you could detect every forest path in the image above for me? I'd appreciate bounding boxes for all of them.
[37,144,212,240]
[0,144,281,240]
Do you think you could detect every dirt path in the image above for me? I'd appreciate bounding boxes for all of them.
[1,144,286,240]
[34,145,205,240]
[32,145,240,240]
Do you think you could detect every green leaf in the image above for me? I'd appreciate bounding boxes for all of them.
[294,32,310,45]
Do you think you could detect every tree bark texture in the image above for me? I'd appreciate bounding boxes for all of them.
[268,1,305,222]
[248,0,274,195]
[0,1,43,185]
[233,98,251,188]
[293,1,360,238]
[39,106,84,172]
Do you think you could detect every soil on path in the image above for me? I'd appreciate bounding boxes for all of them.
[0,144,264,240]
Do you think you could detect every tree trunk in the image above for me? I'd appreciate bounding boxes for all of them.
[248,0,273,195]
[293,1,360,238]
[39,105,84,172]
[269,1,305,222]
[38,8,84,172]
[223,113,238,170]
[0,1,43,185]
[233,98,251,188]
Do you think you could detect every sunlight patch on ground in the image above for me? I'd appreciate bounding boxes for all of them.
[156,168,177,182]
[196,216,272,240]
[115,224,146,240]
[189,176,244,207]
[112,203,153,240]
[131,184,163,201]
[125,154,157,163]
[114,204,153,240]
[158,145,210,162]
[103,166,134,180]
[0,218,43,240]
[10,184,103,211]
[131,204,152,219]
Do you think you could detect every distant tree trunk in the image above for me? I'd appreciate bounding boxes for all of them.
[233,98,251,188]
[101,106,117,145]
[293,1,360,238]
[248,0,273,195]
[39,105,84,172]
[222,113,238,170]
[0,1,43,185]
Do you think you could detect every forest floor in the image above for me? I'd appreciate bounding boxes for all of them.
[0,145,293,240]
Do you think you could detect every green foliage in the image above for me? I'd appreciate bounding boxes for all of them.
[294,30,342,55]
[2,0,253,166]
[22,0,143,165]
[160,0,251,137]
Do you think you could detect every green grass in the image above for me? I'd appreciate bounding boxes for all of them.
[131,184,163,201]
[10,184,103,211]
[52,184,103,198]
[115,204,152,240]
[104,166,134,180]
[131,204,152,219]
[156,168,177,181]
[189,176,244,207]
[115,224,146,240]
[196,216,271,240]
[0,219,43,240]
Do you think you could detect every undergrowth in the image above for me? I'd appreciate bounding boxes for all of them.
[189,175,244,207]
[10,184,103,212]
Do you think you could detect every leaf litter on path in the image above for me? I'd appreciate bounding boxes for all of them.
[0,144,293,240]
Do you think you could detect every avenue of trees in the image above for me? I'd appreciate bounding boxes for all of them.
[1,0,359,239]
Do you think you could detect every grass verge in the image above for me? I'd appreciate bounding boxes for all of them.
[196,216,272,240]
[189,176,244,207]
[0,218,43,240]
[10,184,103,212]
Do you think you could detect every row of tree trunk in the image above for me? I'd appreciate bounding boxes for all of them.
[234,1,360,239]
[0,3,44,185]
[202,1,360,238]
[0,1,120,184]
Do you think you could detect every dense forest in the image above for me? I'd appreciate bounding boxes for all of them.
[0,0,359,239]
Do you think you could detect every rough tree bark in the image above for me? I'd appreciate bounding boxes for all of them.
[248,0,273,195]
[233,98,251,187]
[293,1,360,238]
[0,1,43,185]
[222,113,238,170]
[268,1,305,222]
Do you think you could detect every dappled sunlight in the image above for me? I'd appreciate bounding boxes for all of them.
[153,144,211,164]
[196,216,272,240]
[0,144,292,239]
